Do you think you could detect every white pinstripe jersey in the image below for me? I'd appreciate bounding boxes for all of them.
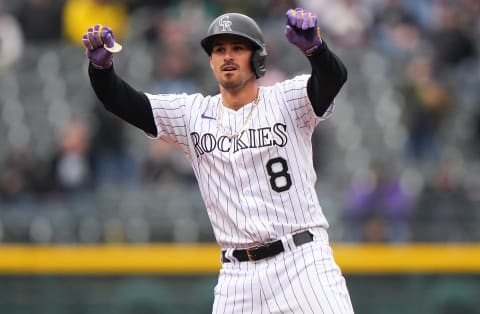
[146,74,334,249]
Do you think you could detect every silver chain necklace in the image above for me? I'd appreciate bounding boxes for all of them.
[216,88,260,139]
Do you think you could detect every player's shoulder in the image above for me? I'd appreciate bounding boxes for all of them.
[179,93,222,116]
[264,74,311,93]
[146,92,212,107]
[282,74,311,87]
[184,92,220,104]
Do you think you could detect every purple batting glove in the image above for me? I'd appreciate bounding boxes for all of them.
[81,24,117,69]
[285,8,322,56]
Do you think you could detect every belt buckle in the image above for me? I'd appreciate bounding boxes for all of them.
[245,245,260,261]
[246,249,254,261]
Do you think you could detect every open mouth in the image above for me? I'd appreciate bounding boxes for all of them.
[221,65,238,72]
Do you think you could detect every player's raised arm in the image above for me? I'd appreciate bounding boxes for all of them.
[285,8,348,117]
[82,25,157,136]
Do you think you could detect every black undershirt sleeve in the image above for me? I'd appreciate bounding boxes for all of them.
[88,42,346,135]
[306,41,348,117]
[88,64,158,136]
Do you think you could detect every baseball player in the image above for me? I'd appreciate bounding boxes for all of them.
[83,7,354,313]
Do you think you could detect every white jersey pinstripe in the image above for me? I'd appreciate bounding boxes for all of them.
[147,74,332,249]
[147,74,354,313]
[213,229,353,313]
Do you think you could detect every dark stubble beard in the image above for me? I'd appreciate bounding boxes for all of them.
[219,72,256,93]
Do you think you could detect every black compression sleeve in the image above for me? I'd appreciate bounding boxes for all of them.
[88,64,158,136]
[306,42,348,117]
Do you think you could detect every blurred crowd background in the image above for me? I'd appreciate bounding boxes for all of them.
[0,0,479,244]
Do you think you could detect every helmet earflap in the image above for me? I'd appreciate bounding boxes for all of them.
[251,47,267,78]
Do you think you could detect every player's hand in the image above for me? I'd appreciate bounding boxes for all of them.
[82,24,121,69]
[285,8,322,56]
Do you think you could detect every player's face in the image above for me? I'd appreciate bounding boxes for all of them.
[209,35,255,91]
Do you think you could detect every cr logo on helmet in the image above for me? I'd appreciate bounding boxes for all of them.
[219,15,233,32]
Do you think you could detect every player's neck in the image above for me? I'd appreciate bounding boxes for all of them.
[220,83,259,111]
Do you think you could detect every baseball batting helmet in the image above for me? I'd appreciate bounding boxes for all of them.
[201,13,267,78]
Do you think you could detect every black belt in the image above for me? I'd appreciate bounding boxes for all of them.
[222,230,314,263]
